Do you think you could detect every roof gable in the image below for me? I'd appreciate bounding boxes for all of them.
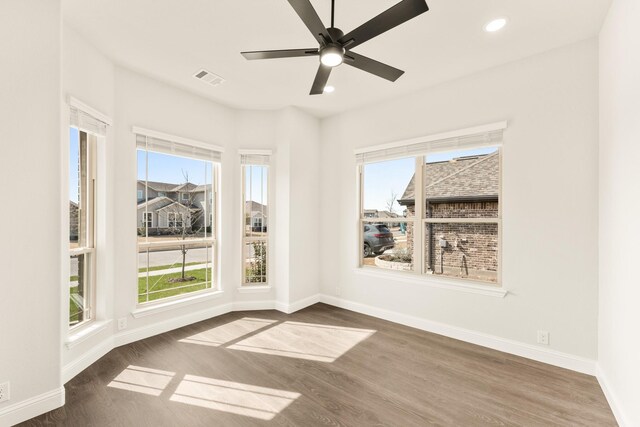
[399,152,499,204]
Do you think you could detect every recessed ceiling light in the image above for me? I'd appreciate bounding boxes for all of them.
[484,18,507,33]
[323,85,335,93]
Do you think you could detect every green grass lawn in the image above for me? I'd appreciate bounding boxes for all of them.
[138,267,212,303]
[138,261,201,273]
[69,285,81,325]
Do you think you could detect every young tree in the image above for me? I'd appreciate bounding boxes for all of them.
[385,190,398,215]
[164,171,206,281]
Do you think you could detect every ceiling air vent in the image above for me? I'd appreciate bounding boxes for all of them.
[193,69,225,87]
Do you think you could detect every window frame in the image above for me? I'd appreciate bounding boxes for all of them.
[357,147,502,288]
[143,212,153,228]
[136,139,220,306]
[69,129,97,329]
[241,161,269,287]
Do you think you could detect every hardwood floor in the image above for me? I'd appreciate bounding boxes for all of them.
[21,304,616,426]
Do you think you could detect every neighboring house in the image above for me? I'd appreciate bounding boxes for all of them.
[398,152,499,282]
[137,180,213,233]
[364,209,401,227]
[70,201,79,241]
[245,200,268,231]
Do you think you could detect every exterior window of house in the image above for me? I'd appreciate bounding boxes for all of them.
[144,212,153,228]
[357,123,504,286]
[69,128,97,328]
[136,129,221,304]
[241,152,270,285]
[137,189,144,200]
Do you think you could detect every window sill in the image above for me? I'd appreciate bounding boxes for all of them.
[237,285,272,293]
[131,290,224,318]
[65,319,113,349]
[354,267,508,298]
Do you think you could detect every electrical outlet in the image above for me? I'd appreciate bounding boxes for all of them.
[537,330,550,345]
[0,381,10,403]
[118,317,127,331]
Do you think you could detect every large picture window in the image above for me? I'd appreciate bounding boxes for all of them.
[136,130,220,303]
[241,153,270,285]
[69,127,96,327]
[357,123,504,285]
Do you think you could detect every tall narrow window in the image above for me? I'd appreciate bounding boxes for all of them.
[136,129,221,304]
[69,128,96,327]
[241,152,270,285]
[357,123,504,286]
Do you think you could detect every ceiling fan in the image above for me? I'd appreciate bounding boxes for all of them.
[241,0,429,95]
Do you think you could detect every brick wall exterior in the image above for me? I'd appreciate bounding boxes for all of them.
[404,201,498,282]
[70,202,79,240]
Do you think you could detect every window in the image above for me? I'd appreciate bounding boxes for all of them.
[241,152,270,285]
[68,98,110,329]
[167,212,184,228]
[143,212,153,228]
[69,128,96,327]
[137,189,144,201]
[136,128,221,304]
[357,123,504,285]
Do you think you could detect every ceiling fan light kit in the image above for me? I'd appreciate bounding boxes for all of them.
[241,0,429,95]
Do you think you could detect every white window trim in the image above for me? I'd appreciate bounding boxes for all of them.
[356,122,506,291]
[133,126,224,153]
[136,137,220,306]
[240,157,270,287]
[69,96,113,126]
[131,290,224,318]
[69,130,98,330]
[65,319,112,349]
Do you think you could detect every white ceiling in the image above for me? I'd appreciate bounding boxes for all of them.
[62,0,611,118]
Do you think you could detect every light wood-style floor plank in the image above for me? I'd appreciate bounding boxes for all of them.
[19,304,616,426]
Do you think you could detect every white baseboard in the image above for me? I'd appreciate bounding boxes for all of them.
[320,294,596,375]
[275,294,321,314]
[596,365,630,427]
[63,336,114,384]
[0,386,64,427]
[232,300,276,311]
[113,302,234,347]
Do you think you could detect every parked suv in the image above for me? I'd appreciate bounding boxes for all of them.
[363,223,395,257]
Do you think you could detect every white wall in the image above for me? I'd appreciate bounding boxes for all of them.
[320,39,599,361]
[61,25,116,370]
[598,0,640,424]
[273,108,321,309]
[0,0,64,424]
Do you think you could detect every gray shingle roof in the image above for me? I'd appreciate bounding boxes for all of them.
[399,152,499,205]
[246,200,268,216]
[138,180,211,193]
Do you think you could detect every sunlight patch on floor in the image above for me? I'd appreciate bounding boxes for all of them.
[170,375,300,420]
[228,321,376,362]
[179,317,277,347]
[107,365,175,396]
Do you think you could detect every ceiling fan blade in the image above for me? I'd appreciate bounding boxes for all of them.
[339,0,428,50]
[344,51,404,82]
[241,48,319,60]
[310,64,332,95]
[287,0,333,44]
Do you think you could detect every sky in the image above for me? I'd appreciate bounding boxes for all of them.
[137,150,211,185]
[363,146,498,213]
[244,165,268,205]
